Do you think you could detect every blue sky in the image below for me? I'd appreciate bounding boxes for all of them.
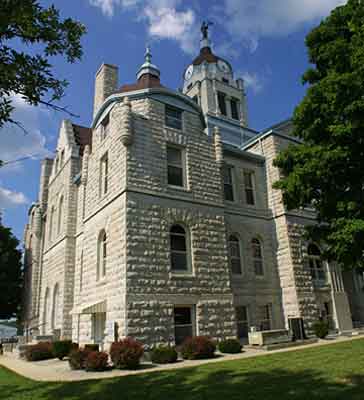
[0,0,347,240]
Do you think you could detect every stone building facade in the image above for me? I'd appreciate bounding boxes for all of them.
[23,30,364,348]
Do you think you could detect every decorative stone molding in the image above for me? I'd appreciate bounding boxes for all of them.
[120,96,133,146]
[213,126,224,167]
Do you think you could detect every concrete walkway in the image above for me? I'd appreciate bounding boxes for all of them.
[0,335,362,382]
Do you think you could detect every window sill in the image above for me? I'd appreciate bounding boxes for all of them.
[170,272,195,279]
[167,185,191,193]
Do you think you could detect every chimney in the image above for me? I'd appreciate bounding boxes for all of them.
[93,63,118,118]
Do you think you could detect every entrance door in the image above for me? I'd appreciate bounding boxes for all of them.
[92,313,106,347]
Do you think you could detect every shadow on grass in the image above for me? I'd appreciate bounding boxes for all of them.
[1,366,364,400]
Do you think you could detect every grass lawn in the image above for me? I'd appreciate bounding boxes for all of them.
[1,339,364,400]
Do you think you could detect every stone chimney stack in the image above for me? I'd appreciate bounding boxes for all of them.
[93,63,118,118]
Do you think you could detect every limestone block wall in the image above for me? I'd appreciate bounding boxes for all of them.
[72,193,127,345]
[126,98,223,205]
[124,192,236,344]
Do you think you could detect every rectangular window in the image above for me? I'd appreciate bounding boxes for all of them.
[244,171,255,205]
[101,114,110,139]
[236,306,249,338]
[223,166,234,201]
[174,306,194,345]
[257,304,272,331]
[165,105,183,130]
[167,146,184,187]
[230,99,239,120]
[217,92,227,115]
[100,153,108,196]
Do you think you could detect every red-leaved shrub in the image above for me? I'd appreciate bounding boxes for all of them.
[68,348,91,370]
[85,351,109,372]
[180,336,216,360]
[110,338,144,369]
[24,342,54,361]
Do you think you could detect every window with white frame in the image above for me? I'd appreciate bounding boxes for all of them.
[57,196,64,235]
[170,225,190,273]
[100,153,108,196]
[223,165,234,201]
[100,114,110,139]
[167,146,185,187]
[308,244,326,284]
[252,238,264,276]
[257,304,272,331]
[228,235,242,275]
[236,306,249,338]
[244,171,255,205]
[49,206,55,242]
[165,105,183,130]
[97,230,107,280]
[174,306,194,345]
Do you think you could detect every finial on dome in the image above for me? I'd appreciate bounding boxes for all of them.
[137,44,160,80]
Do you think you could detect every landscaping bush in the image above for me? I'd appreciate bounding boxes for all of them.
[52,340,76,360]
[180,336,216,360]
[218,339,242,354]
[84,344,99,352]
[110,337,144,369]
[150,345,178,364]
[24,342,54,361]
[68,348,91,370]
[85,351,109,372]
[313,320,329,339]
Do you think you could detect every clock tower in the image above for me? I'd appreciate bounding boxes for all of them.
[183,22,254,146]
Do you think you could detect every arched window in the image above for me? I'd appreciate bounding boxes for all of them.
[252,238,264,276]
[57,196,64,235]
[308,244,326,283]
[170,225,189,272]
[43,288,50,334]
[49,206,55,242]
[228,235,242,274]
[97,230,107,280]
[51,284,60,330]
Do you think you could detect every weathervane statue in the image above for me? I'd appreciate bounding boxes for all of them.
[201,21,213,39]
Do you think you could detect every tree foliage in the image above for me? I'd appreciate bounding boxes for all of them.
[0,222,23,319]
[274,0,364,269]
[0,0,86,130]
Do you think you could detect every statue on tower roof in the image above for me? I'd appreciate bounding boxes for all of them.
[201,21,213,40]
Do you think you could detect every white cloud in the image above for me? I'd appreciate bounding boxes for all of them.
[0,185,28,208]
[240,72,264,94]
[144,6,197,54]
[216,0,347,51]
[89,0,198,54]
[0,94,52,169]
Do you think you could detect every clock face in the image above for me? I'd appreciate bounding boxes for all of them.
[185,64,194,80]
[217,60,230,73]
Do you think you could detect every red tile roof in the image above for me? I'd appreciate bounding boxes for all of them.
[117,73,163,93]
[72,124,92,155]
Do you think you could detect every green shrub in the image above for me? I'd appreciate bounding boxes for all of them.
[150,345,178,364]
[313,320,329,339]
[24,342,54,361]
[85,351,109,372]
[180,336,216,360]
[84,344,99,352]
[110,337,144,369]
[52,340,76,360]
[218,339,242,354]
[68,348,91,370]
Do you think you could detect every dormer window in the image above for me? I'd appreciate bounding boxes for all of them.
[165,105,182,130]
[100,114,110,139]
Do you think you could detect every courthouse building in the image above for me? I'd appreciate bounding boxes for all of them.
[23,26,364,347]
